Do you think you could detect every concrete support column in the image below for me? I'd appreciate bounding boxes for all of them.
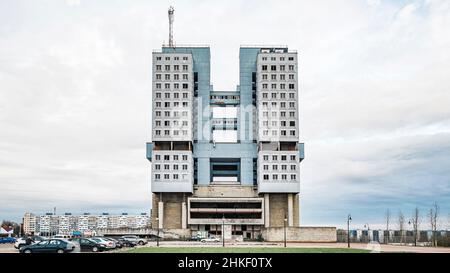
[158,201,164,229]
[288,194,293,227]
[264,194,270,228]
[181,202,187,229]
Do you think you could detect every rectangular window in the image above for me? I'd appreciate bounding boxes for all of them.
[262,65,268,71]
[271,65,277,71]
[165,65,170,71]
[263,175,269,180]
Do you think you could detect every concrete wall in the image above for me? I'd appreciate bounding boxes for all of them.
[194,185,258,198]
[268,194,288,227]
[151,193,188,229]
[262,227,337,242]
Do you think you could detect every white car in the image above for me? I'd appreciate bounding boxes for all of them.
[121,235,147,245]
[201,237,221,243]
[14,235,46,249]
[91,237,116,249]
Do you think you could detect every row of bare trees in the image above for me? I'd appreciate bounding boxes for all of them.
[385,202,441,246]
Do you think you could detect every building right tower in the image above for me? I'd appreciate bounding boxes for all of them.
[253,46,304,228]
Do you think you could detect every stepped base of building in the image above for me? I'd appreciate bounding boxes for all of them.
[151,186,304,240]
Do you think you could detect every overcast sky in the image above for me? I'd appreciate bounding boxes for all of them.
[1,0,450,229]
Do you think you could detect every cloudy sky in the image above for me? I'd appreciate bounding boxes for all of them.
[1,0,450,229]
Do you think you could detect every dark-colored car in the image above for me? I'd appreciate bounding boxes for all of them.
[19,239,76,253]
[117,238,136,247]
[70,238,107,252]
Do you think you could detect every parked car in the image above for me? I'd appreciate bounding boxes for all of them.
[201,237,221,243]
[121,235,147,245]
[189,235,202,241]
[104,237,122,248]
[19,239,76,253]
[70,238,107,252]
[14,235,46,249]
[91,237,116,249]
[0,237,16,244]
[53,234,72,240]
[116,238,136,247]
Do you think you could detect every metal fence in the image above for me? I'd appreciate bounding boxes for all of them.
[337,230,450,247]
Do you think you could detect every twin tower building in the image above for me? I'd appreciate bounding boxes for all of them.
[146,45,305,239]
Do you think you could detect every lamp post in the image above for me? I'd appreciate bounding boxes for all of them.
[283,213,287,248]
[156,217,160,247]
[222,214,225,248]
[364,223,370,242]
[347,215,352,248]
[408,220,416,246]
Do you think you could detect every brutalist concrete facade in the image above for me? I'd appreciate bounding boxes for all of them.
[146,45,305,240]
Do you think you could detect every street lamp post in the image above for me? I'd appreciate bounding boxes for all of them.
[408,220,416,246]
[283,213,287,248]
[156,217,160,247]
[347,215,352,248]
[222,214,225,248]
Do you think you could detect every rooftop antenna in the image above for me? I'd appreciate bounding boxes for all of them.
[168,6,175,47]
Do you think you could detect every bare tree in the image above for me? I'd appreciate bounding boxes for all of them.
[411,207,420,246]
[428,202,439,247]
[398,211,405,245]
[385,209,391,244]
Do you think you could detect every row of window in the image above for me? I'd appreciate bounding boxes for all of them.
[261,65,295,71]
[261,56,295,61]
[154,154,189,161]
[262,155,297,161]
[262,164,297,171]
[155,74,189,80]
[154,130,189,136]
[155,83,189,90]
[261,83,295,90]
[261,74,295,80]
[155,110,189,117]
[154,164,189,171]
[155,120,189,127]
[262,130,297,136]
[154,174,189,180]
[261,120,296,127]
[262,174,297,181]
[261,92,296,99]
[156,56,189,61]
[155,102,189,108]
[261,111,297,118]
[155,65,189,71]
[261,102,296,109]
[155,92,189,99]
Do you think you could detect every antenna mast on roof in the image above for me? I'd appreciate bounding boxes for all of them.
[168,6,175,47]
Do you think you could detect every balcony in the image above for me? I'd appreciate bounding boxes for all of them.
[146,143,153,162]
[210,92,240,106]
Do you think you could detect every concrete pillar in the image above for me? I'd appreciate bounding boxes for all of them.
[264,194,270,228]
[158,201,164,229]
[288,194,293,227]
[181,202,187,229]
